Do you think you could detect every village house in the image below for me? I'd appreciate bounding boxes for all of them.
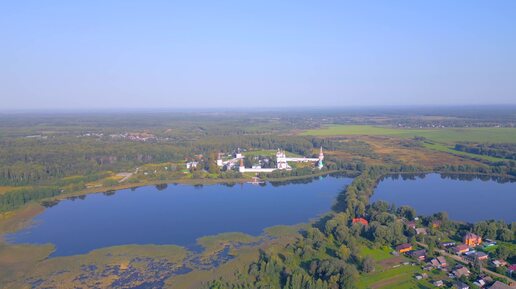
[186,161,198,169]
[395,243,413,253]
[352,217,369,226]
[437,256,447,267]
[464,232,482,247]
[455,281,470,289]
[453,266,471,278]
[483,239,497,248]
[409,249,426,261]
[433,280,444,287]
[473,276,493,288]
[473,278,487,287]
[404,220,416,229]
[415,227,427,235]
[452,244,470,255]
[508,264,516,277]
[464,251,488,262]
[487,281,516,289]
[492,259,508,268]
[430,258,440,268]
[441,241,456,248]
[430,256,447,268]
[431,220,442,228]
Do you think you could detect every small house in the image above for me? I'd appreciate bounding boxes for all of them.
[455,281,470,289]
[441,241,456,248]
[409,249,426,261]
[464,232,482,247]
[396,243,413,253]
[508,264,516,277]
[404,220,416,229]
[431,220,442,228]
[186,161,198,169]
[475,251,488,261]
[487,281,516,289]
[437,256,447,267]
[473,278,486,287]
[453,266,471,278]
[433,280,444,287]
[415,228,428,235]
[430,258,440,268]
[452,244,470,255]
[465,251,488,262]
[492,259,507,267]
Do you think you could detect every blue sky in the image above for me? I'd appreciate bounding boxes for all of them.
[1,1,515,109]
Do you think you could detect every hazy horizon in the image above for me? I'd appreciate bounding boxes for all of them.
[2,1,516,109]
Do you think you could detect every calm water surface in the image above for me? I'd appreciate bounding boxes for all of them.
[372,173,516,223]
[7,176,351,256]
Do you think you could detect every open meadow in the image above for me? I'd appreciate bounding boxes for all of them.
[302,125,516,144]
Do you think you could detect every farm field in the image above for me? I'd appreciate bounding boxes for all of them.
[357,265,424,289]
[302,125,516,143]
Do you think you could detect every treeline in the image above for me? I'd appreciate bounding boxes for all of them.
[192,135,317,157]
[473,220,515,242]
[332,165,422,217]
[436,163,516,178]
[0,137,188,185]
[0,186,62,212]
[455,143,516,160]
[0,135,332,186]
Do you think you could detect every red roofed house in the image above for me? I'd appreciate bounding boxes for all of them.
[352,218,369,226]
[464,232,482,247]
[508,264,516,278]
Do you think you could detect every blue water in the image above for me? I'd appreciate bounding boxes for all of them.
[372,174,516,223]
[6,175,351,256]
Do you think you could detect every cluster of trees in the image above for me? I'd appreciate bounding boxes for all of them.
[473,220,515,242]
[0,138,188,185]
[204,222,363,289]
[436,163,516,178]
[0,186,61,212]
[455,143,516,160]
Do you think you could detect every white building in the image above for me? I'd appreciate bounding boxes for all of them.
[186,161,198,169]
[276,147,324,170]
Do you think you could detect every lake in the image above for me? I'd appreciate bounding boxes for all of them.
[6,175,351,256]
[371,173,516,223]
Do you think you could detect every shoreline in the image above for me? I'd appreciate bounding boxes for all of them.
[1,169,513,245]
[0,169,350,239]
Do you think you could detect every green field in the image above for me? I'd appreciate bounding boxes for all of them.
[302,125,516,143]
[357,265,423,289]
[360,245,393,261]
